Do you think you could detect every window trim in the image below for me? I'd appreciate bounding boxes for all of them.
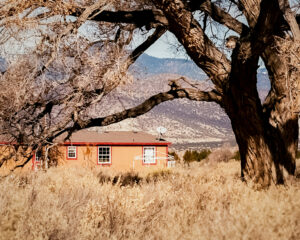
[35,150,42,162]
[142,146,156,165]
[97,146,112,165]
[66,146,77,160]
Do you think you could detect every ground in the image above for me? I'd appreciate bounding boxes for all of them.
[0,159,299,240]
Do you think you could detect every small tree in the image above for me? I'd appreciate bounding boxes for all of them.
[183,150,193,164]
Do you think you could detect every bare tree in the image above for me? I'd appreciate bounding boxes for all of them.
[0,0,299,187]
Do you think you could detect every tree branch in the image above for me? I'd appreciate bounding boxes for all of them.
[87,9,168,28]
[278,0,300,40]
[152,0,231,92]
[129,26,166,64]
[189,0,249,35]
[50,79,222,139]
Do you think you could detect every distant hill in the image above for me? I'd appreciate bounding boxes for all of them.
[102,55,272,148]
[0,53,271,149]
[131,54,270,91]
[131,54,208,80]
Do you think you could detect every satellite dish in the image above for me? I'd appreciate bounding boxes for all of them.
[157,126,167,135]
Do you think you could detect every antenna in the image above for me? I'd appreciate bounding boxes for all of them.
[156,126,167,140]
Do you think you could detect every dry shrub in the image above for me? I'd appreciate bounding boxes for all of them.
[97,171,142,186]
[145,169,172,183]
[0,161,299,240]
[207,148,233,164]
[112,172,142,187]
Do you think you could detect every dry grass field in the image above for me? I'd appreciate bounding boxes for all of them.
[0,159,299,240]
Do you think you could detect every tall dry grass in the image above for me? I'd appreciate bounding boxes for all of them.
[0,160,299,240]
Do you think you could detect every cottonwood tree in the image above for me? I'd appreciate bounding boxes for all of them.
[0,0,136,169]
[0,0,299,187]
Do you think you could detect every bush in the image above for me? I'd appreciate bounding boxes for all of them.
[97,172,142,186]
[232,151,241,161]
[207,148,233,163]
[183,149,211,163]
[145,169,172,183]
[112,172,142,187]
[296,150,300,159]
[0,163,299,239]
[168,151,180,161]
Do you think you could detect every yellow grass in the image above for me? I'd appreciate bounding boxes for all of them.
[0,160,299,240]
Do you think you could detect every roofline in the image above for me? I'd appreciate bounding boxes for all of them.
[62,142,172,146]
[0,142,172,146]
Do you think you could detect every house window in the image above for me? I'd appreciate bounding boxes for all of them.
[67,146,77,159]
[143,147,156,164]
[35,150,42,162]
[98,146,111,164]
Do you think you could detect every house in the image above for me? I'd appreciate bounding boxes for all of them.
[0,130,174,174]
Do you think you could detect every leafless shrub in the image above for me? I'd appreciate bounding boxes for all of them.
[145,169,172,182]
[207,148,233,164]
[0,161,299,239]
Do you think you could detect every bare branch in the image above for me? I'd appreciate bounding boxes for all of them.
[86,9,168,28]
[129,26,166,63]
[278,0,300,40]
[152,0,231,92]
[190,0,249,35]
[51,78,222,139]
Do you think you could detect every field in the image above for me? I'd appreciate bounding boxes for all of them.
[0,159,299,240]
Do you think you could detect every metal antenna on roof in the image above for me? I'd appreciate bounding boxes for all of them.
[156,126,167,140]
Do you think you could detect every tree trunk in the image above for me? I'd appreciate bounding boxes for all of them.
[224,37,299,187]
[228,105,297,186]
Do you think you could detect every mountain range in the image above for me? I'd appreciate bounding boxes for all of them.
[101,54,271,150]
[0,53,271,150]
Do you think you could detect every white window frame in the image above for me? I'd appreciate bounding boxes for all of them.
[35,150,42,162]
[98,146,111,164]
[143,146,156,164]
[67,146,77,159]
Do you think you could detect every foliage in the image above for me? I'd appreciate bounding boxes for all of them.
[145,169,172,183]
[183,149,211,163]
[168,151,180,161]
[232,151,241,161]
[296,150,300,159]
[97,172,142,186]
[0,161,299,239]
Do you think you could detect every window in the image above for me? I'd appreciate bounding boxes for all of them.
[67,146,77,159]
[35,150,42,162]
[143,147,156,164]
[98,146,111,164]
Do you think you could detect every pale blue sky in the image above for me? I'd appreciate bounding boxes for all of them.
[144,32,188,59]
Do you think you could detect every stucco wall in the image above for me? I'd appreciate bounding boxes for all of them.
[0,144,169,175]
[60,145,169,172]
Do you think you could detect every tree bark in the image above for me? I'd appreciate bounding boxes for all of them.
[223,36,299,186]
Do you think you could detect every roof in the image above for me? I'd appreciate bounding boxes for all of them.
[55,130,171,146]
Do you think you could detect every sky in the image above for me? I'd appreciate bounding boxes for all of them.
[144,32,188,59]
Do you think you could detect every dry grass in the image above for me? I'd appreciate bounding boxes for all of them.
[0,160,299,240]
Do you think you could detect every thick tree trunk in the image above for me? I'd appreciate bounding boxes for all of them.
[228,106,297,186]
[261,38,299,182]
[224,38,299,186]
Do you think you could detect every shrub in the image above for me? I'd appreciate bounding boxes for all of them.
[0,162,299,239]
[183,149,211,163]
[232,151,241,161]
[97,172,142,186]
[196,149,211,161]
[183,150,193,163]
[112,172,142,187]
[168,151,180,161]
[207,148,233,163]
[296,150,300,159]
[97,172,112,184]
[145,169,172,183]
